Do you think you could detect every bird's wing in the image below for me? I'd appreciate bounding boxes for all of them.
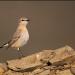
[0,29,22,49]
[7,29,22,48]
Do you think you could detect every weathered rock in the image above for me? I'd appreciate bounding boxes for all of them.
[4,70,23,75]
[0,63,7,75]
[50,45,75,63]
[56,69,72,75]
[7,49,55,71]
[70,61,75,75]
[0,45,75,75]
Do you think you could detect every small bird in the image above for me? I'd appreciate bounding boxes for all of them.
[0,17,29,51]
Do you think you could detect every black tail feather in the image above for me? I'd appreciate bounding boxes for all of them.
[0,45,4,48]
[0,46,3,48]
[0,43,8,49]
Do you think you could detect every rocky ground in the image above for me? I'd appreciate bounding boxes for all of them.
[0,45,75,75]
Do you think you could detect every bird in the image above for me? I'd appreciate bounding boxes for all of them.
[0,17,30,52]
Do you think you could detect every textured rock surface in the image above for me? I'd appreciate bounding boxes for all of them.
[0,45,75,75]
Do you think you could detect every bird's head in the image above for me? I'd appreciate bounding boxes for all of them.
[19,17,30,26]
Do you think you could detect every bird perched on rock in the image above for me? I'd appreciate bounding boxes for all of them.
[0,17,29,52]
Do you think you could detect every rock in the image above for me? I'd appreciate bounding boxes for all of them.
[0,45,75,75]
[0,63,7,75]
[4,70,24,75]
[70,61,75,75]
[50,45,75,63]
[56,69,72,75]
[0,67,5,75]
[7,49,54,71]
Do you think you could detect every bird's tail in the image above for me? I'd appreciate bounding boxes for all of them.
[0,43,8,48]
[0,46,3,48]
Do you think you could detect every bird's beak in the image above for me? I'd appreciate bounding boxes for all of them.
[27,19,30,21]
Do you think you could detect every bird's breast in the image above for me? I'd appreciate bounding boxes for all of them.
[19,30,29,46]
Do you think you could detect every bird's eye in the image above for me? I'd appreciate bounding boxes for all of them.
[22,19,25,21]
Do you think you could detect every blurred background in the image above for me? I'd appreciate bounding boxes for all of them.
[0,1,74,62]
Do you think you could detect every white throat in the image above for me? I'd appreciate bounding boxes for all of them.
[20,21,28,26]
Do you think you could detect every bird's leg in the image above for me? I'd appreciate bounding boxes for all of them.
[17,48,20,51]
[17,48,24,59]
